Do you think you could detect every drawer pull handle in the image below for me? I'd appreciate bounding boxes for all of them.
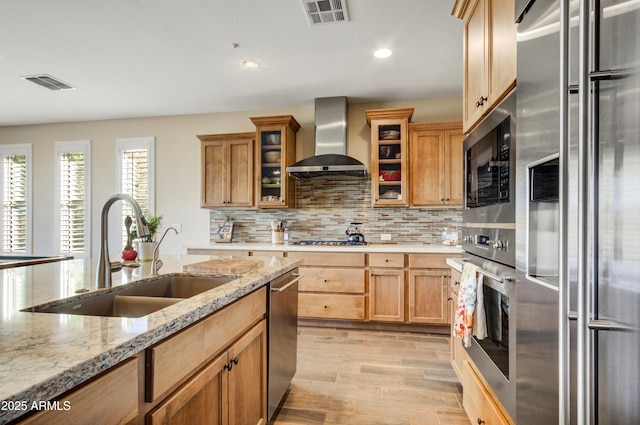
[454,281,460,285]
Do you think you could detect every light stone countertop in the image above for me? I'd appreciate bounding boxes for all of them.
[0,254,300,424]
[186,242,463,254]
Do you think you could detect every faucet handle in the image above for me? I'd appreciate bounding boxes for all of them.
[110,261,123,272]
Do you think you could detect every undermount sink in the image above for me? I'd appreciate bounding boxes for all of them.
[23,275,236,318]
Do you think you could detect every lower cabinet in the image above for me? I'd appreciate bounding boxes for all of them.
[148,320,267,425]
[462,360,511,425]
[369,253,405,322]
[408,269,449,324]
[407,254,452,325]
[449,267,464,381]
[16,358,139,425]
[291,252,366,321]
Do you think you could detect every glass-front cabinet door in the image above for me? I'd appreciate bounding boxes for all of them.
[366,108,414,207]
[250,115,300,208]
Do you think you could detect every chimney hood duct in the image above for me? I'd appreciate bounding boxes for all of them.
[286,97,367,178]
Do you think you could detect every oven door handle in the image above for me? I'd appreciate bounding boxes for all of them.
[450,258,513,283]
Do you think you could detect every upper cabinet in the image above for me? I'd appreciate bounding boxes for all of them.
[250,115,300,209]
[409,122,464,207]
[453,0,517,133]
[198,132,254,208]
[366,108,414,207]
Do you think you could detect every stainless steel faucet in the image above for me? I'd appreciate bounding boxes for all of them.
[96,194,151,288]
[151,227,179,274]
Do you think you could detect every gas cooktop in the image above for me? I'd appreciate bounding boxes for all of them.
[291,240,368,246]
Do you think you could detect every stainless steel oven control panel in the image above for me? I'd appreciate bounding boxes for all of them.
[462,226,515,268]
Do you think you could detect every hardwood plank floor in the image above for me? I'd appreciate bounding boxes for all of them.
[271,327,469,425]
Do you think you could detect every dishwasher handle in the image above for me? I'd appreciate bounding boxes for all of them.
[270,273,304,293]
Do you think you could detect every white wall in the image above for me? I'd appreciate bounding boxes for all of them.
[0,97,461,258]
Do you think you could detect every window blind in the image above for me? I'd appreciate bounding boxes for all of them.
[59,151,86,254]
[119,142,153,247]
[2,154,28,253]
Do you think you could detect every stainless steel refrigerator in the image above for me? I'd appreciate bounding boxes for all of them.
[515,0,640,424]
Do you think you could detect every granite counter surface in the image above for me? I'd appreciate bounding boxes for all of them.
[0,254,300,424]
[187,242,463,254]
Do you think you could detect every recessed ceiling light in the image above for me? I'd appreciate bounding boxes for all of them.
[374,48,392,59]
[241,59,260,69]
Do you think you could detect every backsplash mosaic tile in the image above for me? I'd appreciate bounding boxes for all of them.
[209,178,462,244]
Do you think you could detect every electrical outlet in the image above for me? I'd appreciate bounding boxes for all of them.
[381,233,392,241]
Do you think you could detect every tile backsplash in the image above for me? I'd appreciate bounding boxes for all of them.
[209,178,462,244]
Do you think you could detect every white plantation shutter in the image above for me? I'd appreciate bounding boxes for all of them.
[56,141,90,256]
[117,137,155,247]
[1,144,32,254]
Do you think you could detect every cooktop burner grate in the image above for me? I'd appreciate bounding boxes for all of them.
[291,240,368,246]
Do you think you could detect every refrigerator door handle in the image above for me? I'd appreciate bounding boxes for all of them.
[589,68,633,81]
[587,319,633,332]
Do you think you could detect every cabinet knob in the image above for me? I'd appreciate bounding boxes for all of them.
[455,281,460,285]
[323,305,328,309]
[447,297,453,301]
[477,419,485,425]
[385,259,389,262]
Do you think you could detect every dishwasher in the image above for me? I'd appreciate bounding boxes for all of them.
[267,269,302,421]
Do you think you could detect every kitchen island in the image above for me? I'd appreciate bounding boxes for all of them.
[0,254,300,424]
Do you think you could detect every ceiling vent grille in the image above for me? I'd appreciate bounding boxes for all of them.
[21,74,76,91]
[301,0,349,24]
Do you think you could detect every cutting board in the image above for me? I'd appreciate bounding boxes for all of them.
[183,259,262,274]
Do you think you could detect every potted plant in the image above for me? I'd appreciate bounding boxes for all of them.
[122,215,138,261]
[136,213,163,261]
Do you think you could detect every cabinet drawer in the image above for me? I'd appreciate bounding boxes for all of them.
[299,293,365,320]
[19,358,139,425]
[287,251,365,267]
[369,253,404,268]
[146,287,266,402]
[408,253,452,269]
[298,267,365,293]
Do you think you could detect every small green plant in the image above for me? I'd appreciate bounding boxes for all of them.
[140,213,163,242]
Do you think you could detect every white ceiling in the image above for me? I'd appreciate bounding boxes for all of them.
[0,0,463,126]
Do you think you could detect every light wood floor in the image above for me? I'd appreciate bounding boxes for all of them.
[271,326,469,425]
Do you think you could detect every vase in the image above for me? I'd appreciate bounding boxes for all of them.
[121,249,137,261]
[137,241,157,262]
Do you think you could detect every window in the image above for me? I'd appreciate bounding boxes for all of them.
[117,137,155,247]
[0,144,32,254]
[56,141,91,257]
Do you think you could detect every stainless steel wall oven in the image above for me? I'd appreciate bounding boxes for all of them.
[460,90,518,419]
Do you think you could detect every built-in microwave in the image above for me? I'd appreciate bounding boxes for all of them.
[463,91,516,225]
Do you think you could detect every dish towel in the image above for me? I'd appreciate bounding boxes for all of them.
[454,263,486,348]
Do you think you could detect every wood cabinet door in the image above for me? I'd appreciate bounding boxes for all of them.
[444,129,464,205]
[202,140,226,207]
[148,354,227,425]
[463,0,487,132]
[226,138,254,207]
[487,0,517,108]
[409,128,445,206]
[450,290,464,381]
[227,320,267,425]
[408,269,449,324]
[18,358,139,425]
[369,269,404,322]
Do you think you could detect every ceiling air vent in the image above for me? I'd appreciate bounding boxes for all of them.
[301,0,349,25]
[21,74,76,91]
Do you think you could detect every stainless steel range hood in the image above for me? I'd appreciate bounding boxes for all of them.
[286,97,367,178]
